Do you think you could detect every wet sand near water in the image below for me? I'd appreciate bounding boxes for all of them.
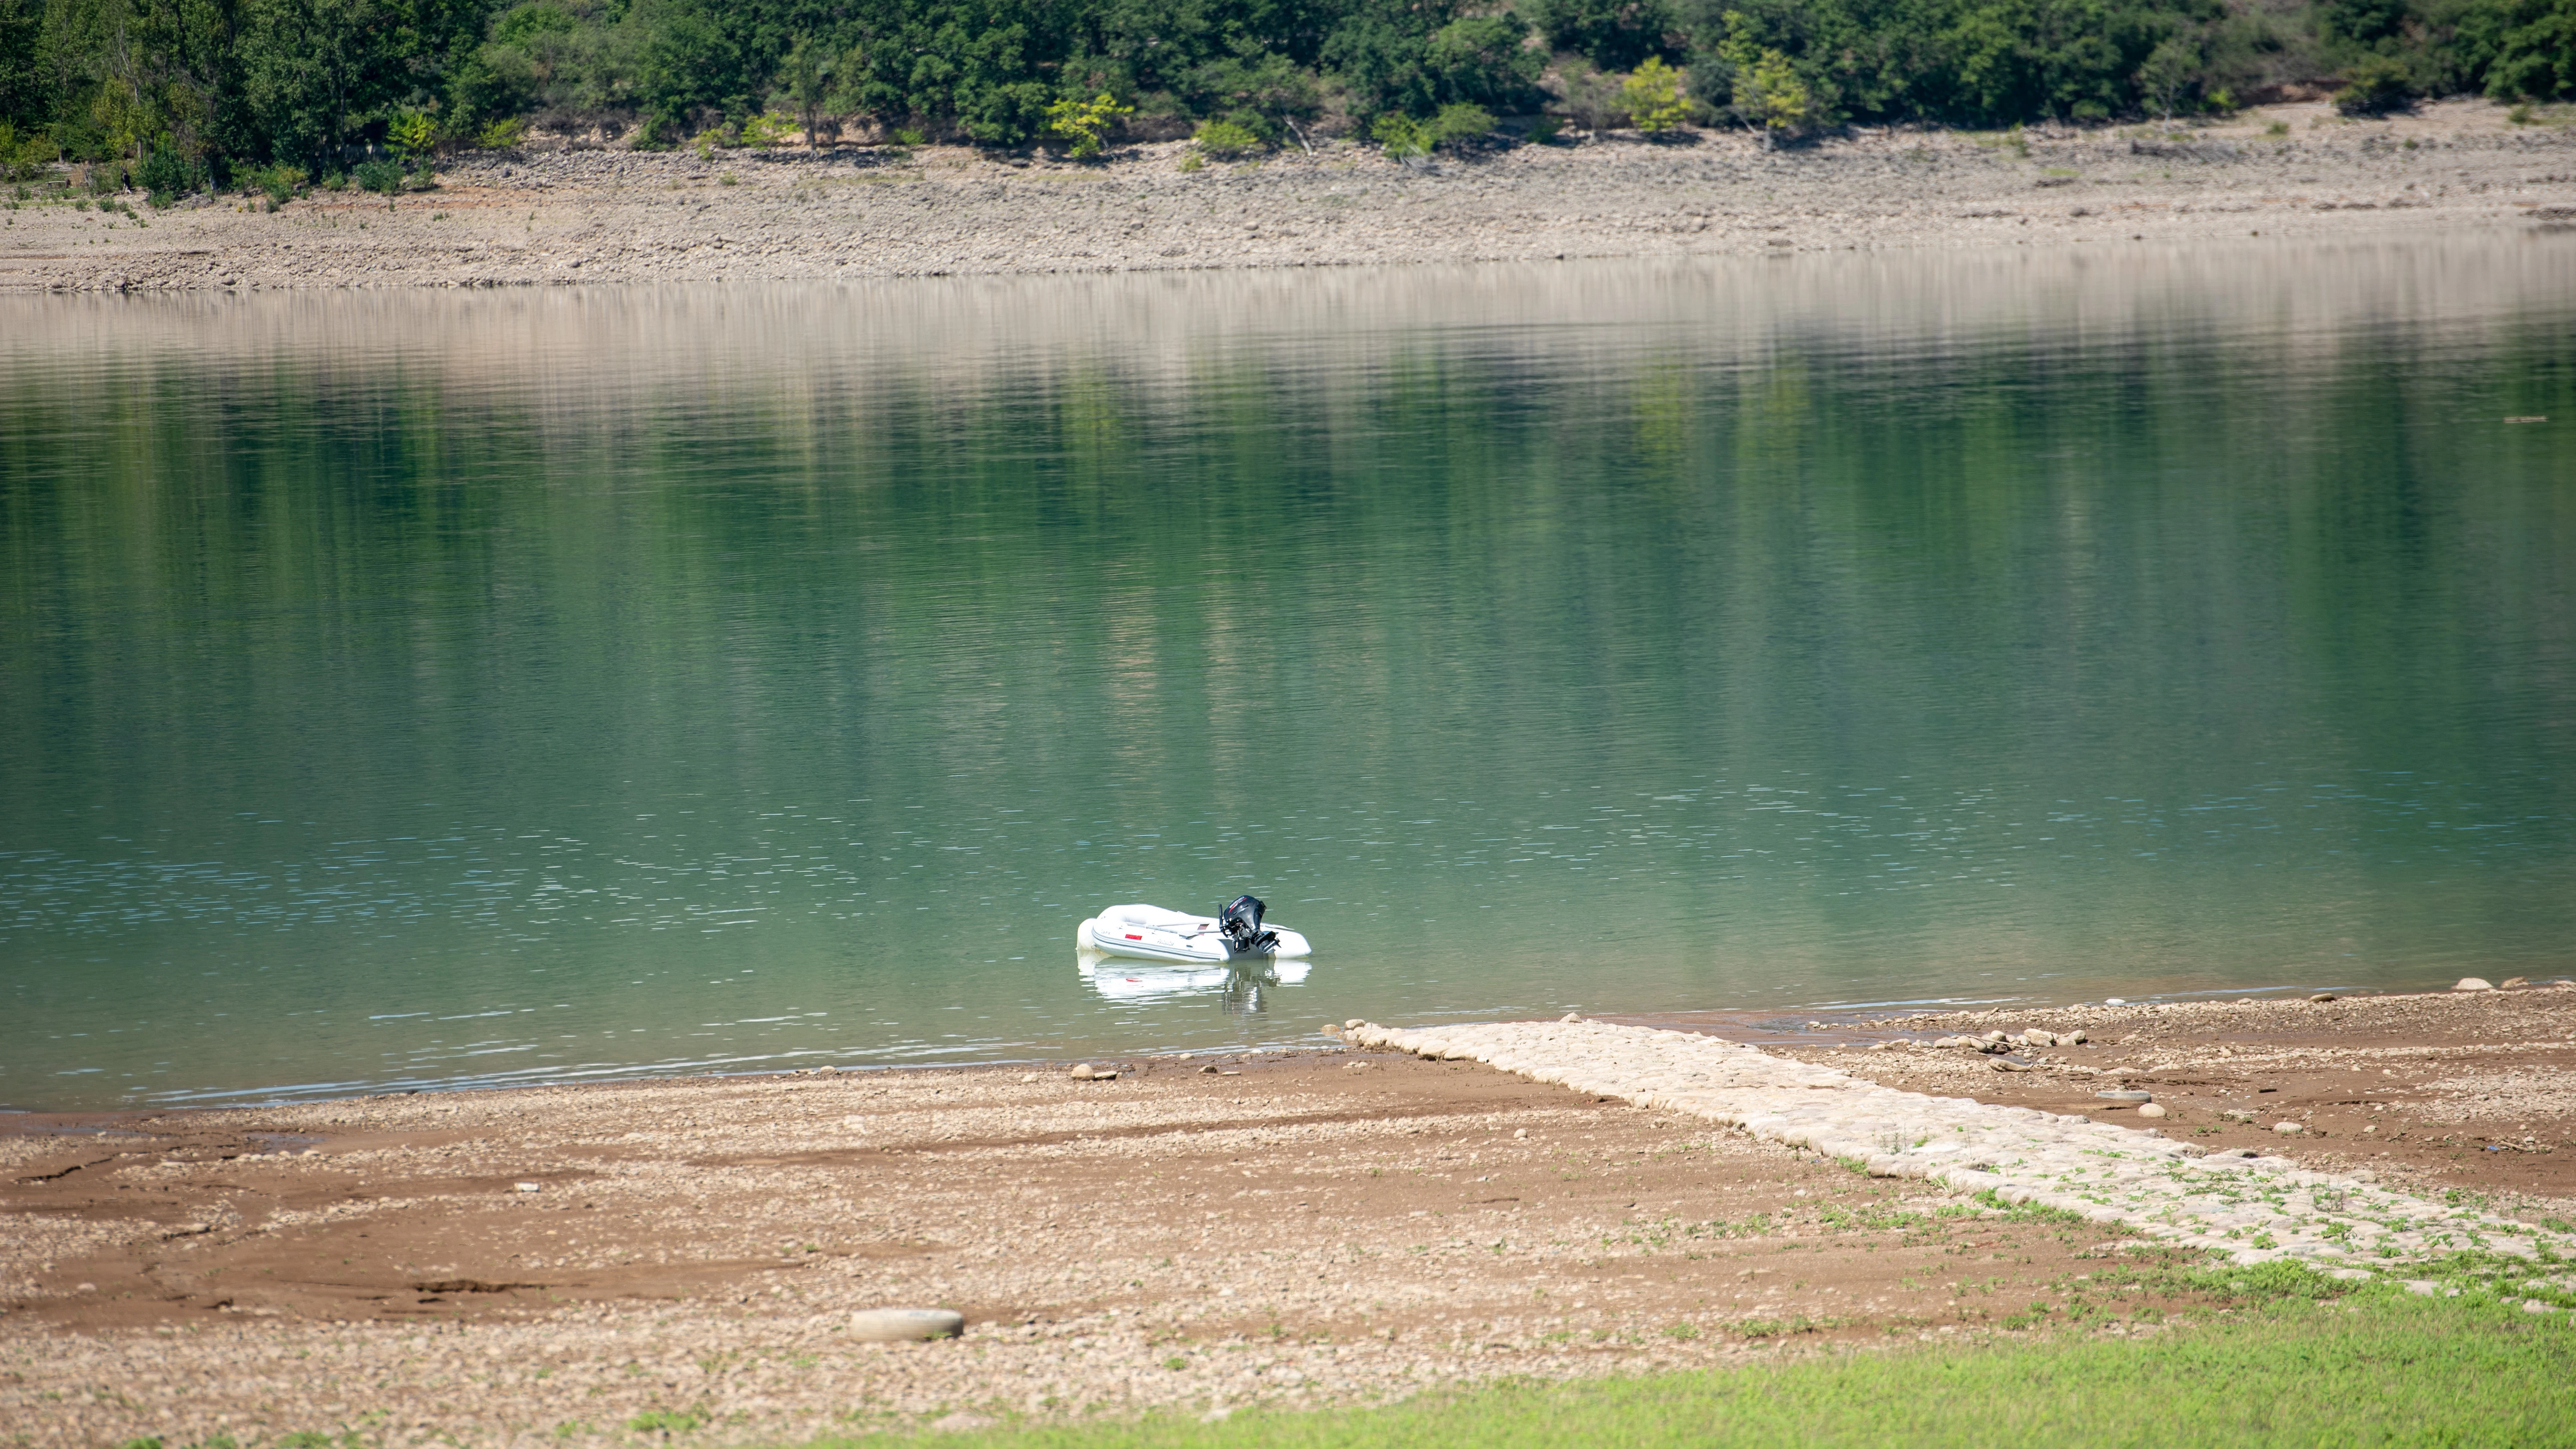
[4,986,2571,1446]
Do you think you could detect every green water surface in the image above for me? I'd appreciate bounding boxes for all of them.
[4,240,2573,1109]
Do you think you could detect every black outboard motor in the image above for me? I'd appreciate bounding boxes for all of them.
[1217,894,1279,955]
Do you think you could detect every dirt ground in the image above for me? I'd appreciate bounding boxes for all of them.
[1690,983,2576,1211]
[3,987,2570,1446]
[3,98,2570,292]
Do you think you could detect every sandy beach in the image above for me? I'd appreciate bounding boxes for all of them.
[5,983,2570,1446]
[3,100,2570,294]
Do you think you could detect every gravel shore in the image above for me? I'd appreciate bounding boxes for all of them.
[3,100,2570,293]
[1352,996,2576,1267]
[6,986,2570,1446]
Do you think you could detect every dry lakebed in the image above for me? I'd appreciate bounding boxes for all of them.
[2,99,2573,292]
[5,983,2574,1446]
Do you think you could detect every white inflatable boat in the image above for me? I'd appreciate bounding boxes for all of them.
[1076,896,1312,965]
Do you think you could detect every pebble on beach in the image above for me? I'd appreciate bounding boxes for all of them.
[2455,978,2495,992]
[847,1308,966,1342]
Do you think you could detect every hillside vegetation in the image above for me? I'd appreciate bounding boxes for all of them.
[0,0,2570,191]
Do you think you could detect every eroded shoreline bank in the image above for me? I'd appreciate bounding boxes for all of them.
[4,99,2571,294]
[4,986,2569,1446]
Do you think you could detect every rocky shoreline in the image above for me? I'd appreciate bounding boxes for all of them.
[3,99,2570,293]
[5,985,2570,1446]
[1343,995,2576,1269]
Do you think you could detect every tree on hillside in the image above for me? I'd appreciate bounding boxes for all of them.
[24,0,246,173]
[240,0,484,162]
[1323,1,1545,122]
[1621,53,1689,129]
[1530,0,1677,71]
[1717,11,1808,146]
[1553,59,1626,131]
[631,0,748,142]
[2458,0,2576,99]
[2135,31,2202,119]
[0,0,41,131]
[783,34,830,143]
[14,0,2576,177]
[1182,51,1321,144]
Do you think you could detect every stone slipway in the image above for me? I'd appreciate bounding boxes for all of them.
[1342,1018,2576,1270]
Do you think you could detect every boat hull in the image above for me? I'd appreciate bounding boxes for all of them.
[1076,903,1313,964]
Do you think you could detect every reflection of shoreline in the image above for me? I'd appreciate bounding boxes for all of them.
[1079,954,1312,1015]
[12,219,2571,389]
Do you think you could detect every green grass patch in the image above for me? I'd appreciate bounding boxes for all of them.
[1968,1187,2091,1227]
[837,1290,2573,1448]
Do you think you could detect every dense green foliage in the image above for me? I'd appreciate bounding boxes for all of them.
[0,0,2567,180]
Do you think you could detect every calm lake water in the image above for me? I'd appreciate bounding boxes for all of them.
[5,239,2574,1110]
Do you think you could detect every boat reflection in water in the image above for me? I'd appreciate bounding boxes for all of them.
[1076,953,1312,1016]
